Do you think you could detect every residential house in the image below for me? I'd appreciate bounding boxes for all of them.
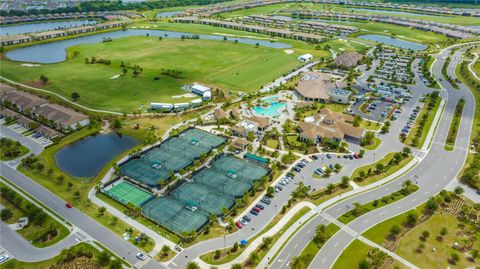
[0,90,49,112]
[35,125,62,139]
[32,103,90,130]
[333,51,363,69]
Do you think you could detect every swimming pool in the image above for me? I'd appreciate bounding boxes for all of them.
[253,96,287,117]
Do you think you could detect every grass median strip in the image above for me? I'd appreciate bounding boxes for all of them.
[352,149,413,186]
[337,182,419,224]
[289,223,340,268]
[445,98,465,151]
[403,92,441,148]
[200,205,310,265]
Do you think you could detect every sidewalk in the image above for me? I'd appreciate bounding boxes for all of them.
[196,202,316,269]
[87,188,177,256]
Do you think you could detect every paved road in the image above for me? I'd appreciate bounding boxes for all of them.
[0,124,44,155]
[0,221,83,262]
[0,162,156,267]
[269,43,478,269]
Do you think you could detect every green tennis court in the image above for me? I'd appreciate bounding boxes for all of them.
[142,197,208,235]
[120,128,226,186]
[104,181,153,207]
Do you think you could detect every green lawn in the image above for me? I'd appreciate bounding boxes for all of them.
[0,182,70,248]
[0,137,29,161]
[332,239,373,269]
[396,214,480,269]
[445,99,465,151]
[404,95,441,149]
[362,137,381,150]
[1,36,303,112]
[337,185,418,224]
[351,152,414,186]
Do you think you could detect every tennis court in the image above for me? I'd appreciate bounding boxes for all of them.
[212,155,269,184]
[193,168,251,198]
[104,180,153,207]
[142,198,208,235]
[171,183,234,215]
[120,128,226,186]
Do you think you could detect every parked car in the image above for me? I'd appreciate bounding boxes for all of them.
[65,202,73,208]
[256,204,265,210]
[261,197,271,205]
[243,215,251,222]
[348,155,354,160]
[326,153,332,159]
[0,255,10,263]
[250,209,259,216]
[235,221,243,229]
[311,155,318,160]
[275,185,283,191]
[239,219,248,226]
[136,253,146,261]
[293,167,301,172]
[329,164,334,170]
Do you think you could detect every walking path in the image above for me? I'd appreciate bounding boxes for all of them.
[320,212,420,269]
[467,52,479,80]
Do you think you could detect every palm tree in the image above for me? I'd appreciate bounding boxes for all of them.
[186,262,200,269]
[289,256,305,269]
[314,224,329,244]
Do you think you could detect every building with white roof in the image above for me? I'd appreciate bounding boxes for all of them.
[298,54,313,62]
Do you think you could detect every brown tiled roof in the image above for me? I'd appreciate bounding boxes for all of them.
[33,103,88,128]
[31,30,65,38]
[17,115,35,126]
[299,108,364,140]
[35,125,61,138]
[230,107,241,119]
[1,90,48,110]
[247,115,270,129]
[231,138,250,149]
[214,108,228,119]
[231,125,246,134]
[333,51,363,68]
[0,108,19,118]
[296,72,346,100]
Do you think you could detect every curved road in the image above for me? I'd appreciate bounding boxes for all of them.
[268,43,478,269]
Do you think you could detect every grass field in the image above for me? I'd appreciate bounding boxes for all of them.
[396,213,480,269]
[1,36,303,112]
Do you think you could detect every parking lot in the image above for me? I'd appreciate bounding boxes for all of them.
[3,123,54,147]
[350,99,399,122]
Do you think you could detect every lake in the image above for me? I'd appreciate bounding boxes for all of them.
[0,20,98,36]
[55,133,139,178]
[5,29,292,64]
[358,34,428,51]
[156,11,181,18]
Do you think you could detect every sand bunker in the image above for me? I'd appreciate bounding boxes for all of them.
[284,49,294,54]
[21,63,41,67]
[110,74,120,79]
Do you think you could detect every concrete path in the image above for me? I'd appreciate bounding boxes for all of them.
[467,52,479,80]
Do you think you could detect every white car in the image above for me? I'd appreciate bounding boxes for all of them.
[136,252,146,261]
[239,219,248,226]
[0,255,10,263]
